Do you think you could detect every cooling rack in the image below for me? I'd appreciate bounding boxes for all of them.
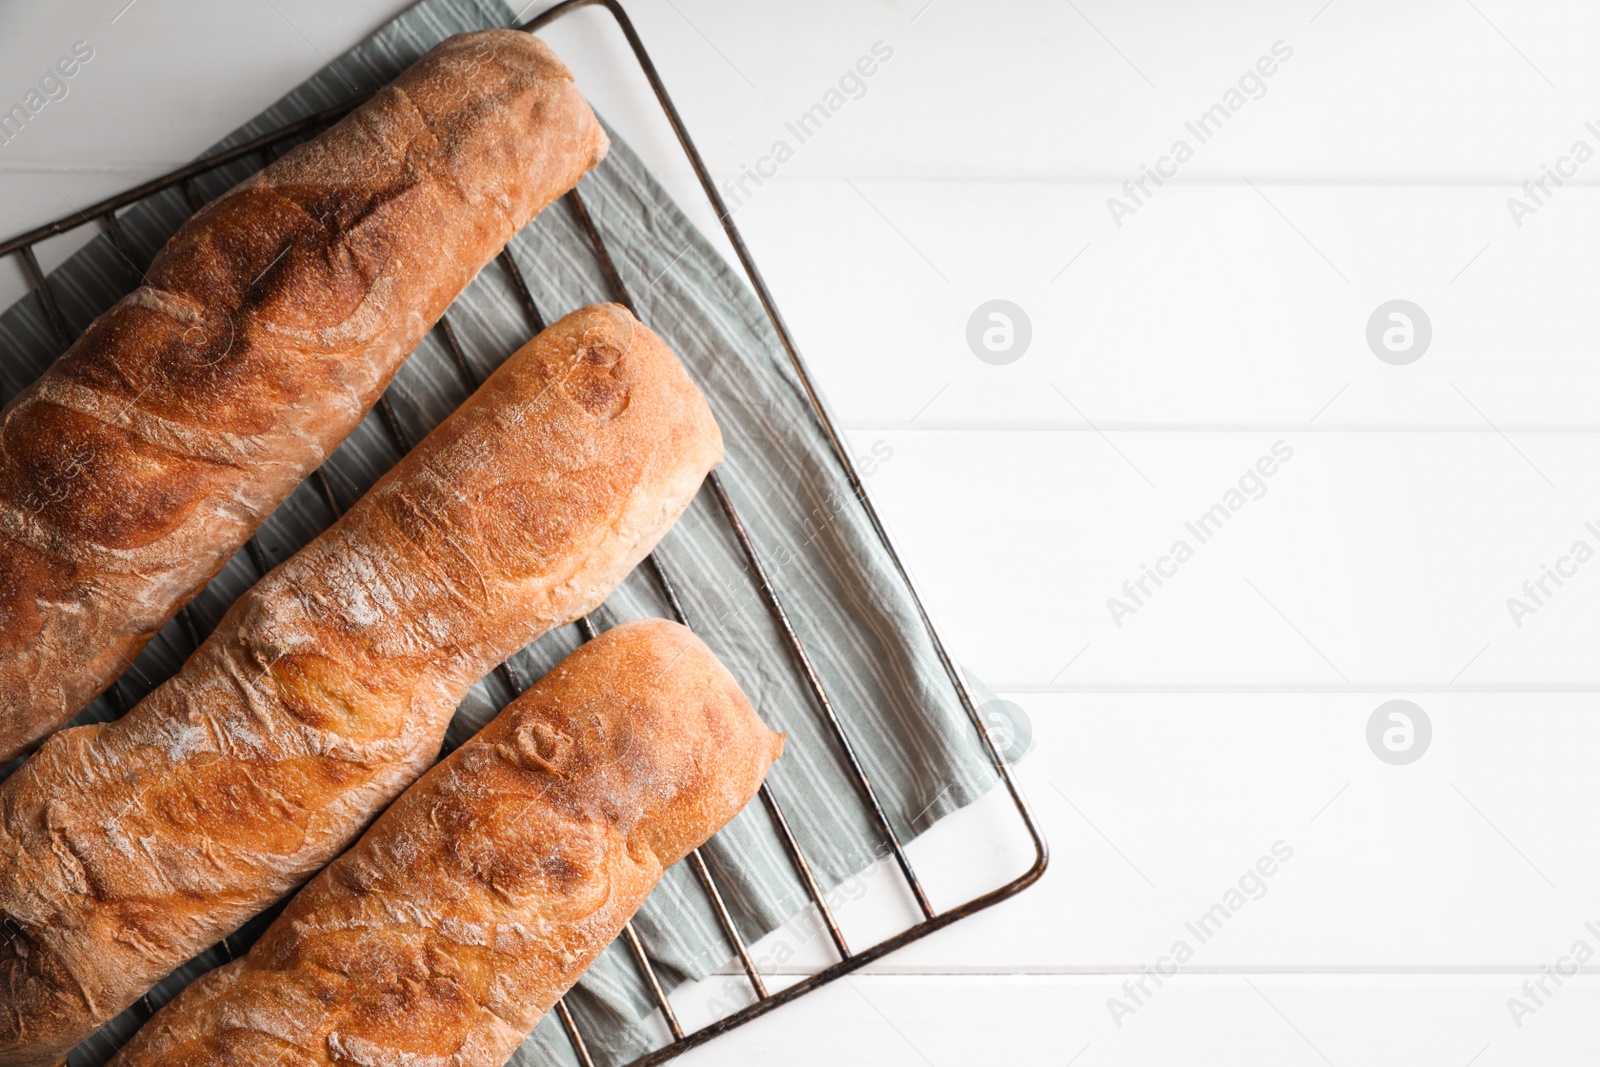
[0,2,1048,1063]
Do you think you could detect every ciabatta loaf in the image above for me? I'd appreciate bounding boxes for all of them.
[0,304,721,1066]
[111,619,782,1067]
[0,28,608,763]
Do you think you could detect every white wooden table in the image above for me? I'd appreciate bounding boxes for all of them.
[4,1,1598,1063]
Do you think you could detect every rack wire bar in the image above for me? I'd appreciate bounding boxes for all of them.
[99,214,142,283]
[626,561,769,998]
[622,923,684,1041]
[176,605,202,650]
[432,314,474,386]
[684,850,767,999]
[497,248,548,333]
[16,245,71,346]
[553,999,599,1067]
[758,781,851,959]
[0,3,1049,1063]
[561,183,937,919]
[708,471,937,918]
[311,467,341,519]
[638,555,851,960]
[244,537,270,578]
[562,189,629,309]
[375,394,410,456]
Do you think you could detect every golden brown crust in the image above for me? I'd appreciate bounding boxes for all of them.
[110,620,782,1067]
[0,304,722,1067]
[0,29,610,763]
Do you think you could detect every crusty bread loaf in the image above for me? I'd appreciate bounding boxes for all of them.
[0,28,609,763]
[109,619,782,1067]
[0,304,722,1066]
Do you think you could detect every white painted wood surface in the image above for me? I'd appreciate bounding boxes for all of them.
[2,1,1596,1063]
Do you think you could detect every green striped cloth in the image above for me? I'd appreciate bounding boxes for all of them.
[0,2,1000,1063]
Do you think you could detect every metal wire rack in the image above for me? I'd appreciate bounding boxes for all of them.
[0,2,1049,1063]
